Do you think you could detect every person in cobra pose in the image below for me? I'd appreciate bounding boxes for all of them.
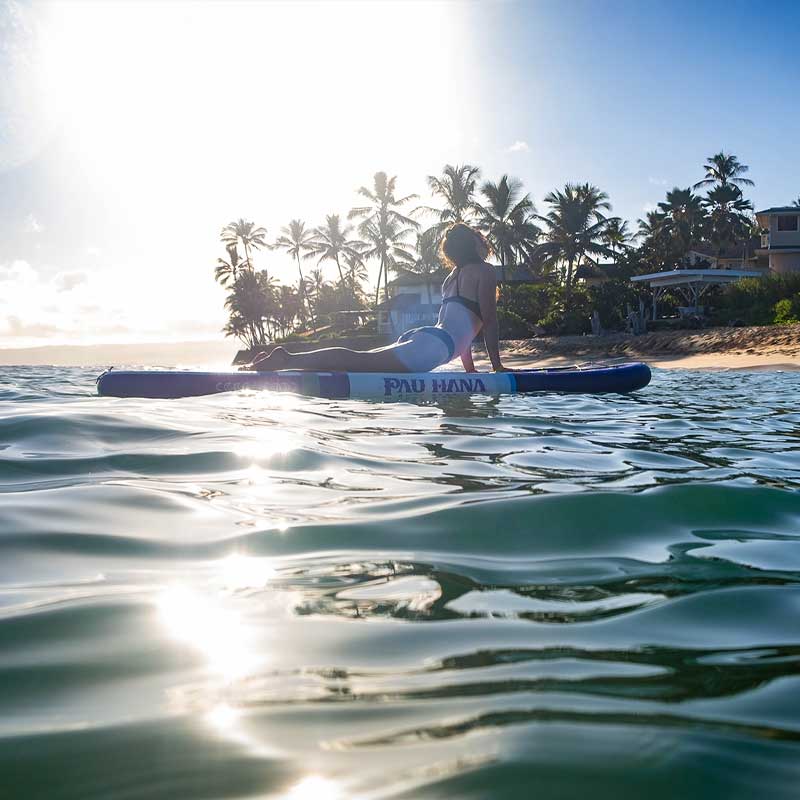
[247,222,509,373]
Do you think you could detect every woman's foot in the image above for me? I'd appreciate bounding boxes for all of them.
[239,350,266,371]
[250,346,290,371]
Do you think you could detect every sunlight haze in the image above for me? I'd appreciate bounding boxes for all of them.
[1,0,798,348]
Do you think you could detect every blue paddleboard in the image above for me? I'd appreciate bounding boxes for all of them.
[96,362,651,399]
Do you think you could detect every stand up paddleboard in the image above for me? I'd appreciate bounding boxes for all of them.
[96,362,651,400]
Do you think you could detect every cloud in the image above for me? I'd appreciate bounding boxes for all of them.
[0,258,225,347]
[0,259,39,285]
[54,271,89,292]
[23,213,43,234]
[642,202,658,214]
[506,140,530,153]
[0,259,116,345]
[4,316,61,338]
[648,177,668,187]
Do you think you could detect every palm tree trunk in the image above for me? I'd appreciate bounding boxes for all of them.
[296,255,317,333]
[564,256,575,311]
[334,254,349,311]
[374,260,384,334]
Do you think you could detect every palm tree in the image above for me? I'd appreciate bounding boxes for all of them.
[535,183,616,308]
[223,269,273,347]
[793,197,800,208]
[274,285,301,338]
[637,210,668,270]
[601,218,633,256]
[473,175,538,268]
[220,219,268,271]
[273,219,319,332]
[704,184,753,261]
[657,187,707,259]
[406,228,444,307]
[223,312,252,348]
[214,243,242,287]
[693,152,754,191]
[342,251,369,306]
[310,214,366,309]
[349,171,418,309]
[417,163,481,241]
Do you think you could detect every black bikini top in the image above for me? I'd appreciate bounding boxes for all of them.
[441,266,483,320]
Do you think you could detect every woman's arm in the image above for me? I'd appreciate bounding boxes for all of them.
[478,268,505,371]
[460,345,476,373]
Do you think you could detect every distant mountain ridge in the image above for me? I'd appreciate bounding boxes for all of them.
[0,340,238,367]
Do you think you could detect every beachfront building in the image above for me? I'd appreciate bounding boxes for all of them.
[755,207,800,274]
[631,267,763,320]
[629,219,799,320]
[376,269,449,335]
[574,262,626,287]
[377,264,547,334]
[686,238,766,273]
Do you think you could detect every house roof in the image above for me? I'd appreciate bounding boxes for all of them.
[376,293,440,311]
[495,263,547,283]
[756,207,800,215]
[388,268,450,287]
[575,262,625,280]
[390,263,547,288]
[631,268,762,287]
[689,237,760,260]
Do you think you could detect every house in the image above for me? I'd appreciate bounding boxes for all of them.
[686,237,768,273]
[376,268,449,335]
[495,263,548,285]
[755,206,800,274]
[575,262,627,287]
[377,264,546,334]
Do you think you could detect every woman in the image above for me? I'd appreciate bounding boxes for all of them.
[248,223,508,373]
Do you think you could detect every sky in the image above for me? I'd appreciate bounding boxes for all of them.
[1,0,799,348]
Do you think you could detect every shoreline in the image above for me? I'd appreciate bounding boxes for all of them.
[501,352,800,372]
[492,322,800,372]
[0,324,797,371]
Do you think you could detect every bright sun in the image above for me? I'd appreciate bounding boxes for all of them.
[35,0,468,241]
[0,0,474,344]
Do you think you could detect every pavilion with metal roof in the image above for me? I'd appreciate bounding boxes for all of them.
[631,268,763,319]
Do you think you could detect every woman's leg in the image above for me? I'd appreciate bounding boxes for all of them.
[250,342,417,372]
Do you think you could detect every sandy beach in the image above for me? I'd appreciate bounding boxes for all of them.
[496,323,800,372]
[2,324,798,370]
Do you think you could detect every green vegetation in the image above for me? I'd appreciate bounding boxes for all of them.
[713,274,800,326]
[215,151,796,348]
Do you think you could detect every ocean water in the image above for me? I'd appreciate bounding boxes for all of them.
[1,365,800,800]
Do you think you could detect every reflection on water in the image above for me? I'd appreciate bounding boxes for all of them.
[1,366,800,799]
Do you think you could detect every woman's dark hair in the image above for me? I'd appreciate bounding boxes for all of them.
[440,223,491,270]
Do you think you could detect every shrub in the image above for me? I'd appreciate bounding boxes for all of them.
[774,295,800,325]
[497,308,537,339]
[498,284,551,323]
[588,280,642,331]
[538,286,592,335]
[715,274,800,326]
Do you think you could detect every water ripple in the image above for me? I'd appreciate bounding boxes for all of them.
[1,366,800,799]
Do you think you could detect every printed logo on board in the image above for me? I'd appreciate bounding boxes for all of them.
[383,377,487,396]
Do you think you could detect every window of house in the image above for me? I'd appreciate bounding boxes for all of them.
[777,215,799,232]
